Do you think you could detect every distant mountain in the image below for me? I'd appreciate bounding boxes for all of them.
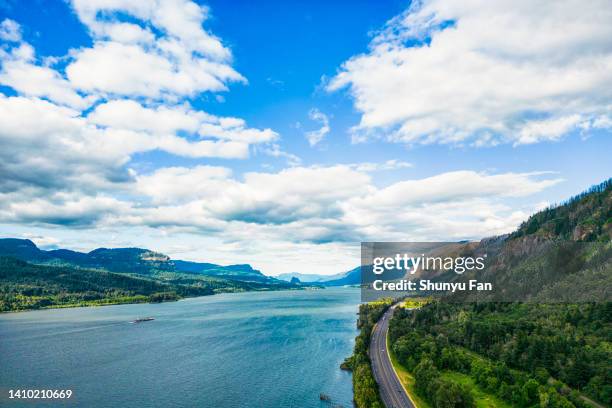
[0,241,303,312]
[173,260,275,283]
[59,247,174,275]
[46,248,90,263]
[277,272,321,282]
[276,268,361,286]
[319,267,361,286]
[0,238,51,262]
[0,239,285,285]
[276,271,347,283]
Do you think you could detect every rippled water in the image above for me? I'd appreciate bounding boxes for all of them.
[0,288,359,408]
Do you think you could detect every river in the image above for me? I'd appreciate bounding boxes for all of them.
[0,288,359,407]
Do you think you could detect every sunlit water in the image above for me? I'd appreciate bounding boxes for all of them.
[0,288,359,407]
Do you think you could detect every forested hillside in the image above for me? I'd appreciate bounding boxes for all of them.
[0,257,206,311]
[387,180,611,408]
[0,255,299,312]
[0,237,306,312]
[512,179,611,241]
[0,240,304,312]
[0,239,287,284]
[390,302,610,407]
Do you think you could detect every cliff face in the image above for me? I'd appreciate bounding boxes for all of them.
[449,180,612,303]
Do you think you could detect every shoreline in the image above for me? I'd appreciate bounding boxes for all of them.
[0,286,318,314]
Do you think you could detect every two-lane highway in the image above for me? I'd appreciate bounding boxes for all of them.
[369,305,415,408]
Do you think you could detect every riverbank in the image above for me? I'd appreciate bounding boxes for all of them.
[341,298,392,408]
[0,286,312,313]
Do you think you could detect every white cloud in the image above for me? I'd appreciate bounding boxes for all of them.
[71,0,230,59]
[7,163,557,240]
[2,193,131,227]
[328,0,612,146]
[0,43,94,109]
[0,19,21,42]
[136,165,234,204]
[305,108,330,146]
[0,8,282,191]
[66,0,244,99]
[89,99,277,144]
[66,41,243,99]
[360,171,562,207]
[0,145,562,272]
[0,95,269,203]
[517,115,583,145]
[88,99,200,133]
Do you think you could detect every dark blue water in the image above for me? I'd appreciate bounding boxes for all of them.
[0,288,359,408]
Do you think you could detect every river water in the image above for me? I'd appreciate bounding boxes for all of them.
[0,288,359,407]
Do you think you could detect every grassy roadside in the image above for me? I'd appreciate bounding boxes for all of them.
[387,331,431,408]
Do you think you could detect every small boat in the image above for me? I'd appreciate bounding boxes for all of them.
[319,393,331,401]
[130,317,155,323]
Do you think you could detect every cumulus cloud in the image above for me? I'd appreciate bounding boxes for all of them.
[328,0,612,146]
[1,193,131,227]
[1,161,561,245]
[66,41,243,99]
[0,43,93,109]
[0,93,275,211]
[305,108,330,146]
[89,99,277,144]
[0,9,285,200]
[66,0,243,100]
[135,165,234,204]
[517,115,583,145]
[0,95,131,196]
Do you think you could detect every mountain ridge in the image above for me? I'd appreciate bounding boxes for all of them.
[0,239,278,284]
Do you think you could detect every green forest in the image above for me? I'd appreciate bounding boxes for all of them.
[350,179,611,408]
[0,256,296,312]
[389,302,610,407]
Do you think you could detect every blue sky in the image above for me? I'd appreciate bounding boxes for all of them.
[0,0,610,275]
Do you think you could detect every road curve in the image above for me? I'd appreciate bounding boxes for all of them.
[369,305,415,408]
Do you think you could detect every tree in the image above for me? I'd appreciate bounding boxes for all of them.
[434,381,475,408]
[414,358,440,397]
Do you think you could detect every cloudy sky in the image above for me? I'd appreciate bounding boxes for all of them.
[0,0,610,275]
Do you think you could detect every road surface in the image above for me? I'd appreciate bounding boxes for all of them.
[369,305,415,408]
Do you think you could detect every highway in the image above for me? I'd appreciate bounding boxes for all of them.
[369,305,415,408]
